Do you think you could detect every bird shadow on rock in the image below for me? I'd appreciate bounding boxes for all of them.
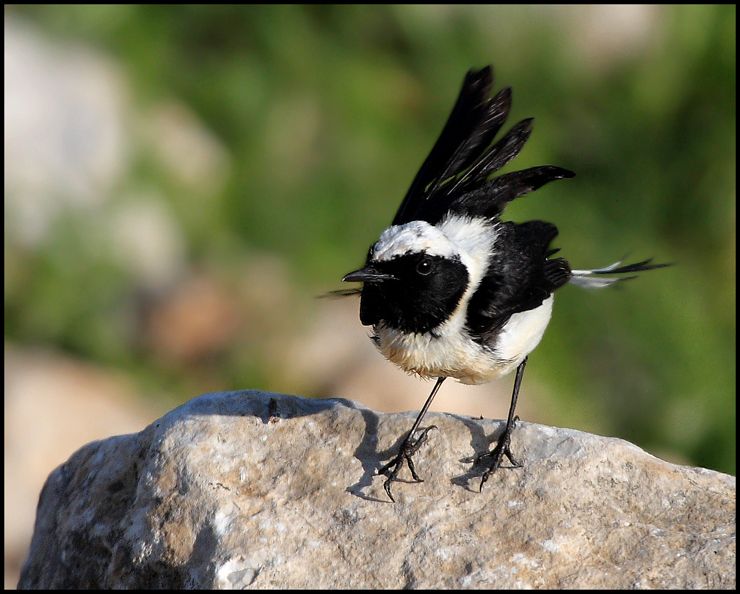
[343,406,387,503]
[344,408,522,502]
[448,415,523,493]
[344,408,439,503]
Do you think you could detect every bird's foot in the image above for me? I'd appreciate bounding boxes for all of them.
[377,425,437,502]
[477,416,522,492]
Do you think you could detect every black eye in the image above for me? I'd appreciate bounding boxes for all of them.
[416,257,433,276]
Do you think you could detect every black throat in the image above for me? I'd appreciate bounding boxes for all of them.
[359,253,469,335]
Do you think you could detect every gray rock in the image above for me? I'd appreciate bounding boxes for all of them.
[18,391,735,589]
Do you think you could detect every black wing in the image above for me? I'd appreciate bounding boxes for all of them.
[465,221,571,343]
[393,66,574,227]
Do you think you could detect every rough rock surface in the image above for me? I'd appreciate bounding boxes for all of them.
[18,391,736,589]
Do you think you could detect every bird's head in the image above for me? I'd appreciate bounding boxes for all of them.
[342,220,470,334]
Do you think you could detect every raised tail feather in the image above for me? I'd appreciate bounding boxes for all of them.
[569,258,671,289]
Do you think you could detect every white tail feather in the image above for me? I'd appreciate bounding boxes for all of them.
[569,274,623,289]
[569,260,629,289]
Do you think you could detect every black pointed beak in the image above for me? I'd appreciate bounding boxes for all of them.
[342,266,396,283]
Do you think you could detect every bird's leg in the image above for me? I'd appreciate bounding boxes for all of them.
[478,357,527,492]
[378,376,446,502]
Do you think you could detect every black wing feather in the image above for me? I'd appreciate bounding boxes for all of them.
[392,66,496,226]
[466,221,571,342]
[447,117,534,197]
[543,257,572,288]
[445,166,575,221]
[428,86,513,198]
[392,65,574,227]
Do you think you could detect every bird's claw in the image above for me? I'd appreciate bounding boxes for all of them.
[477,416,522,492]
[378,425,437,502]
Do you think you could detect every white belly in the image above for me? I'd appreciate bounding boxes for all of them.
[374,296,554,385]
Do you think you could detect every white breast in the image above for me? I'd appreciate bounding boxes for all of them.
[373,296,554,385]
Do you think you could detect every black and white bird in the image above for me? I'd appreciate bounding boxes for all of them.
[339,65,668,502]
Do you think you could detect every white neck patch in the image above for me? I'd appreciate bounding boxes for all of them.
[437,214,498,292]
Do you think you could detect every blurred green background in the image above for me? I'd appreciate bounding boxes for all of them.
[5,5,735,477]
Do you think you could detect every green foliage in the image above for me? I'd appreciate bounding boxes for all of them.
[6,6,735,473]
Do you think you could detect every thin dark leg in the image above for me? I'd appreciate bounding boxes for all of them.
[478,356,527,491]
[378,376,447,502]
